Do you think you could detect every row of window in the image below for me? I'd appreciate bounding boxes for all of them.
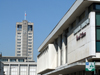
[96,12,100,52]
[17,33,32,35]
[1,59,24,62]
[17,39,32,41]
[17,25,33,31]
[17,36,32,38]
[17,39,21,41]
[17,48,32,51]
[17,42,32,44]
[17,45,32,47]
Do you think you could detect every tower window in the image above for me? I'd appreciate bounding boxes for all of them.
[28,33,32,35]
[28,25,32,31]
[28,48,32,50]
[28,36,32,38]
[17,25,22,31]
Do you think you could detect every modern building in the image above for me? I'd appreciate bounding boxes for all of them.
[37,0,100,75]
[0,52,4,75]
[15,20,33,61]
[0,56,37,75]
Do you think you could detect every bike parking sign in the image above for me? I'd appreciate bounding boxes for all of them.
[85,62,95,71]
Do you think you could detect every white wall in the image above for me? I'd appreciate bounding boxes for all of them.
[37,44,57,74]
[3,64,37,75]
[67,12,96,64]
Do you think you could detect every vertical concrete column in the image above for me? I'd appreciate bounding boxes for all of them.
[18,64,20,75]
[58,35,62,66]
[8,59,10,62]
[54,39,58,67]
[8,64,11,75]
[16,59,18,62]
[62,32,67,65]
[28,64,29,75]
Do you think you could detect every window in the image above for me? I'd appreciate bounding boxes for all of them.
[28,58,31,59]
[17,51,21,53]
[17,39,21,41]
[17,33,21,34]
[79,11,85,22]
[28,54,32,56]
[17,42,21,44]
[28,39,32,41]
[28,33,32,35]
[20,65,27,75]
[17,45,21,47]
[10,59,16,62]
[95,4,100,10]
[18,59,24,62]
[96,12,100,26]
[71,21,76,29]
[28,42,32,44]
[28,36,32,38]
[17,54,21,56]
[28,25,32,31]
[17,48,21,50]
[2,59,8,62]
[28,45,32,47]
[28,51,31,53]
[17,36,21,38]
[11,65,18,75]
[17,25,22,31]
[96,12,100,52]
[96,27,100,40]
[29,48,32,50]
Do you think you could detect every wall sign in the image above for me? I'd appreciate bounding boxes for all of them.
[85,62,95,71]
[76,32,86,41]
[74,18,90,34]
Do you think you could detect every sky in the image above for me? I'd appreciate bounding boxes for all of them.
[0,0,75,62]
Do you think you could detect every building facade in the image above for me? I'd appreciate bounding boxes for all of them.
[15,20,33,61]
[0,56,37,75]
[0,53,4,75]
[37,0,100,75]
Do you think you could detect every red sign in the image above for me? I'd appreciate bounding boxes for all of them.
[76,32,86,41]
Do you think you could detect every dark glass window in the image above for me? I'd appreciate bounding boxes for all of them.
[96,12,100,26]
[2,59,8,62]
[18,59,24,62]
[96,42,100,52]
[96,27,100,40]
[95,4,100,10]
[17,54,21,56]
[28,25,32,31]
[17,51,21,53]
[79,12,85,22]
[96,12,100,52]
[17,25,22,31]
[10,59,16,62]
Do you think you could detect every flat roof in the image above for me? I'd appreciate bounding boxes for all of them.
[1,56,27,59]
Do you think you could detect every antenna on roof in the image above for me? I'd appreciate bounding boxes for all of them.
[24,11,26,20]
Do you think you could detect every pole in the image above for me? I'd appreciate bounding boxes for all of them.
[25,11,26,20]
[94,61,96,75]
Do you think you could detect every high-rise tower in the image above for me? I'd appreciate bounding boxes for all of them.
[15,20,33,61]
